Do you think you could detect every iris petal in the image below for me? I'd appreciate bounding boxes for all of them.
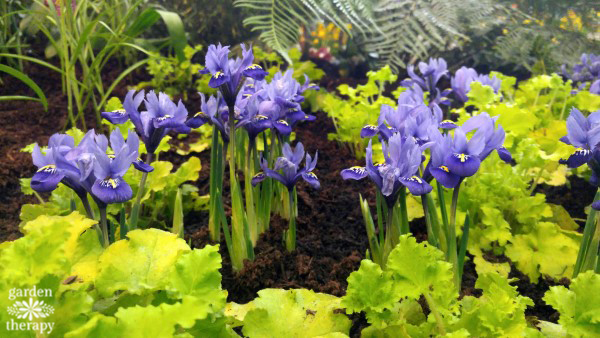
[273,119,292,135]
[497,147,513,163]
[133,158,154,173]
[242,64,268,81]
[302,171,320,189]
[31,165,64,192]
[92,177,133,204]
[101,109,129,124]
[341,166,368,180]
[186,112,211,128]
[559,148,591,168]
[209,71,229,88]
[430,166,461,188]
[360,125,379,138]
[399,176,432,195]
[445,153,481,177]
[439,120,458,130]
[251,172,266,186]
[592,200,600,211]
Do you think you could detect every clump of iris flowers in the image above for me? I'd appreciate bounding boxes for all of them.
[341,97,511,292]
[187,43,319,270]
[31,129,151,247]
[252,142,319,251]
[101,89,190,229]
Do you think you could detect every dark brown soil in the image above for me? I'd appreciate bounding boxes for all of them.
[536,175,596,227]
[185,110,376,304]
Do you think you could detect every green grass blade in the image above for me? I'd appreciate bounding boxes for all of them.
[0,64,48,110]
[155,10,187,61]
[172,188,184,238]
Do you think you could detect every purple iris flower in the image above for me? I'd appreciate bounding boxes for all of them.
[199,43,268,96]
[562,54,600,83]
[342,134,431,204]
[31,134,75,192]
[361,86,450,141]
[251,142,319,191]
[559,108,600,169]
[252,70,317,135]
[186,92,230,141]
[102,90,190,154]
[429,113,511,185]
[90,131,139,205]
[31,129,149,205]
[559,108,600,209]
[401,58,449,105]
[237,93,274,140]
[451,66,502,103]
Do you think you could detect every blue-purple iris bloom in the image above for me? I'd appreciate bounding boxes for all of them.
[562,53,600,84]
[251,142,319,191]
[249,70,318,136]
[200,43,268,96]
[428,113,511,187]
[31,129,149,205]
[360,86,452,142]
[186,92,232,141]
[451,66,501,103]
[102,90,190,154]
[341,134,431,205]
[559,108,600,198]
[401,58,451,106]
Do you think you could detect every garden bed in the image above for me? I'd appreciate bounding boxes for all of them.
[0,62,596,333]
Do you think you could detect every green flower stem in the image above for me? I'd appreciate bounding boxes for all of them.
[583,216,600,272]
[99,207,109,248]
[427,193,446,252]
[285,188,297,252]
[245,137,259,244]
[382,200,398,264]
[457,211,471,281]
[80,194,95,220]
[208,128,223,242]
[398,188,410,235]
[424,293,446,336]
[437,182,450,248]
[574,188,600,277]
[129,152,154,230]
[449,183,461,294]
[376,192,385,246]
[421,194,438,247]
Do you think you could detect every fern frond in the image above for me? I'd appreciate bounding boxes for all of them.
[234,0,376,62]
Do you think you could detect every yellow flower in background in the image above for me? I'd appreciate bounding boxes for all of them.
[502,28,508,35]
[560,17,568,23]
[567,9,576,18]
[313,38,319,44]
[346,23,352,30]
[523,19,531,24]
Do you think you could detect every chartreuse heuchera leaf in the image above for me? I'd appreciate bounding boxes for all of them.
[342,235,541,336]
[505,222,580,282]
[95,229,191,296]
[0,212,230,337]
[543,271,600,337]
[236,289,351,338]
[452,273,535,336]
